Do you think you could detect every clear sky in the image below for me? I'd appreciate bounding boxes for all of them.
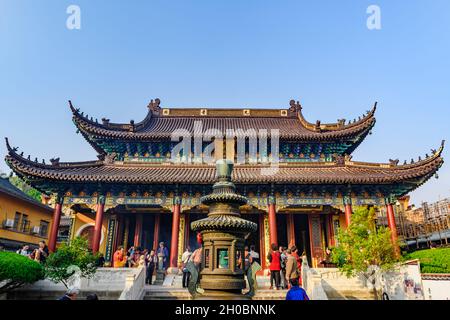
[0,0,449,205]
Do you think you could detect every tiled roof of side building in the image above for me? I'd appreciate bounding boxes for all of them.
[0,176,53,212]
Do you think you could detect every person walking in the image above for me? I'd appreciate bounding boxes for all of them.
[286,277,309,300]
[280,246,288,289]
[181,246,192,288]
[285,249,299,288]
[291,246,303,285]
[267,243,281,290]
[248,245,262,295]
[157,242,169,270]
[146,249,157,285]
[249,245,260,265]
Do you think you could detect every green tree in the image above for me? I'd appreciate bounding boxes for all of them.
[0,251,44,294]
[331,207,399,289]
[45,237,99,288]
[9,175,43,202]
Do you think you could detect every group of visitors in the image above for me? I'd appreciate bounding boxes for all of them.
[16,241,49,264]
[112,241,170,285]
[58,288,98,301]
[267,243,309,300]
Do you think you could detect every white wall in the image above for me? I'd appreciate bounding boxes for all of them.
[422,279,450,300]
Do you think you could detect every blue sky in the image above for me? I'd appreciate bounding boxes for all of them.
[0,0,449,205]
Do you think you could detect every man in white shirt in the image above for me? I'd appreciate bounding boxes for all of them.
[181,246,192,288]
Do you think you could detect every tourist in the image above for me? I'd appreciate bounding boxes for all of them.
[138,253,146,267]
[146,249,157,285]
[285,249,299,288]
[249,245,262,294]
[181,246,192,288]
[128,248,140,268]
[190,246,203,271]
[86,293,98,300]
[291,246,303,285]
[37,240,49,264]
[267,243,281,290]
[16,244,29,256]
[320,247,333,267]
[186,233,203,295]
[285,277,309,300]
[30,248,40,262]
[249,245,260,265]
[280,246,288,289]
[58,288,79,300]
[244,246,258,297]
[113,246,127,268]
[157,242,169,270]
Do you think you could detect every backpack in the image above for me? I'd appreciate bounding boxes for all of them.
[280,255,287,269]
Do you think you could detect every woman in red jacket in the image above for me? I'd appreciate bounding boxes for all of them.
[267,243,281,290]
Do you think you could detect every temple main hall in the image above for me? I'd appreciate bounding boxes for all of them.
[5,99,444,270]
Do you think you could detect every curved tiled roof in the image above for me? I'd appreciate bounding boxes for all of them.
[5,138,444,196]
[69,99,376,143]
[0,177,53,212]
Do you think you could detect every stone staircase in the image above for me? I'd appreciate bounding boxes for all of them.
[316,269,376,300]
[143,275,287,300]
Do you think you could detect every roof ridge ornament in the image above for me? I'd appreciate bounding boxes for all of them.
[389,158,399,166]
[68,100,80,114]
[50,158,60,166]
[288,99,302,116]
[148,98,161,115]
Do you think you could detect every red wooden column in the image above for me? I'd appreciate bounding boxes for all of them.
[133,213,143,248]
[169,198,181,271]
[344,196,352,227]
[153,213,161,250]
[386,199,401,257]
[92,196,106,254]
[258,212,266,271]
[268,197,278,246]
[48,195,63,252]
[287,213,295,248]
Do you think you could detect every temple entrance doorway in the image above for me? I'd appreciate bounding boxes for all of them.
[242,213,260,254]
[277,214,288,248]
[141,214,155,251]
[293,214,312,266]
[159,212,172,250]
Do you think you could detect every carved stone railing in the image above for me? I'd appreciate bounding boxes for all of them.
[118,266,146,300]
[8,267,140,300]
[301,258,328,300]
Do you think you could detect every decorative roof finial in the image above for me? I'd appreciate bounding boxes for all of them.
[148,98,161,113]
[50,158,60,166]
[288,99,302,114]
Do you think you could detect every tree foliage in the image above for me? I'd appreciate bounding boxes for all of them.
[9,175,42,202]
[331,206,399,278]
[45,237,99,288]
[0,251,44,294]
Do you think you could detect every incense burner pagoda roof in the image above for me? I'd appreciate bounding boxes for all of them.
[70,99,376,155]
[5,138,444,197]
